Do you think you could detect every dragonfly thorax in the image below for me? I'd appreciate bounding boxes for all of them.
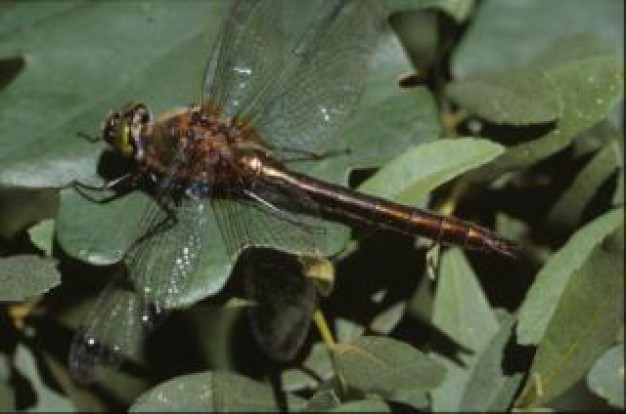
[112,104,272,189]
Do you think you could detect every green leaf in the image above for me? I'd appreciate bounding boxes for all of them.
[0,188,57,239]
[359,138,504,205]
[453,0,623,76]
[281,342,334,393]
[429,248,500,412]
[303,88,439,184]
[369,301,406,335]
[56,188,151,265]
[586,344,625,408]
[27,219,55,257]
[332,336,446,395]
[0,255,60,301]
[0,1,226,188]
[0,356,14,411]
[328,396,391,412]
[546,145,621,229]
[459,313,525,412]
[0,381,13,412]
[334,317,366,344]
[130,371,302,412]
[56,188,231,308]
[517,208,624,345]
[14,345,75,412]
[446,68,562,125]
[388,388,429,410]
[515,244,624,409]
[304,385,341,412]
[470,39,623,181]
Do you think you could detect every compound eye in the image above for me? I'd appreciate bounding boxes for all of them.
[103,112,120,141]
[124,102,151,125]
[136,105,151,124]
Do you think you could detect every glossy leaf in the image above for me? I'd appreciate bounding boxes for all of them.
[459,313,524,412]
[429,248,500,412]
[446,68,562,125]
[27,219,55,257]
[468,35,623,181]
[453,0,623,77]
[517,208,624,345]
[359,138,503,205]
[586,344,625,408]
[130,371,303,412]
[515,245,624,409]
[547,145,621,229]
[0,255,60,301]
[332,336,446,395]
[56,188,150,265]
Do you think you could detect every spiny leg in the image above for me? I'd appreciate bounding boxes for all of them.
[67,173,140,204]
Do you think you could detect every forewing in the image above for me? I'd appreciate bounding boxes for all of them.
[248,0,380,153]
[202,0,295,118]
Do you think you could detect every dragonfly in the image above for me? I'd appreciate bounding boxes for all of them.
[68,0,516,383]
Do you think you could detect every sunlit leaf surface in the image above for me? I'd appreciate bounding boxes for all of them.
[516,244,624,408]
[517,208,624,345]
[0,255,60,301]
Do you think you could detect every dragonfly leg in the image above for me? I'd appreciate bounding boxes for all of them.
[68,173,140,203]
[77,130,101,143]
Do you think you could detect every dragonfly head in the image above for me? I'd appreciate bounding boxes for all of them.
[102,102,153,160]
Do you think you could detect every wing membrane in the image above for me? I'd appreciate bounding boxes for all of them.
[211,177,330,259]
[248,0,380,152]
[203,0,295,118]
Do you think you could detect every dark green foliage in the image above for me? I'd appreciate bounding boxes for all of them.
[0,0,622,412]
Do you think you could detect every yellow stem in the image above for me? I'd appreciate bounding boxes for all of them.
[313,309,336,348]
[313,309,349,395]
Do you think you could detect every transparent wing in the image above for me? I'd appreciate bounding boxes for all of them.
[69,148,212,382]
[68,275,158,384]
[211,175,330,260]
[202,0,296,118]
[126,197,213,310]
[247,0,380,152]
